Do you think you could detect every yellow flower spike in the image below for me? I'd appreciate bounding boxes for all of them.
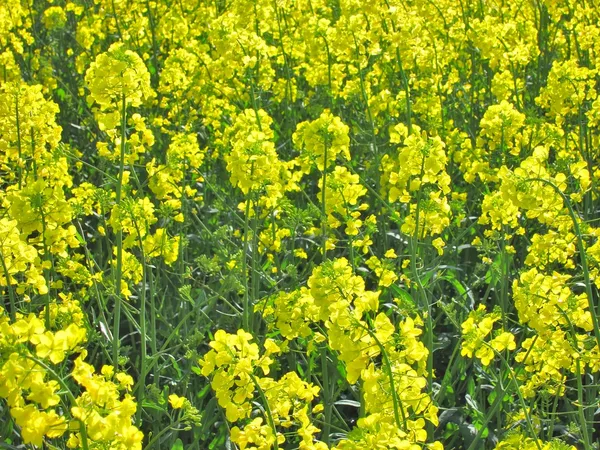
[42,6,67,30]
[85,43,154,110]
[222,109,286,201]
[293,110,351,172]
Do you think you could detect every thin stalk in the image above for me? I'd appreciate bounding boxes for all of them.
[465,378,507,450]
[250,195,259,332]
[144,0,160,87]
[131,304,212,394]
[249,373,280,450]
[493,346,542,450]
[546,386,560,440]
[467,335,539,449]
[75,219,113,356]
[321,143,329,260]
[149,265,158,387]
[382,0,413,132]
[409,155,434,418]
[113,94,127,366]
[110,0,123,39]
[14,89,23,189]
[555,303,594,448]
[575,358,592,449]
[321,349,332,445]
[0,253,16,321]
[38,203,52,328]
[177,159,189,338]
[242,186,252,331]
[31,128,53,327]
[321,35,334,106]
[131,215,148,426]
[435,341,461,404]
[499,230,511,329]
[350,31,385,260]
[145,420,184,449]
[359,319,408,432]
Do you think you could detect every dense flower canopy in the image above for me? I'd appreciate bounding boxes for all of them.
[0,0,599,449]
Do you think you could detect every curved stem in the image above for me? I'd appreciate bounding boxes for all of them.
[248,373,280,450]
[357,319,407,432]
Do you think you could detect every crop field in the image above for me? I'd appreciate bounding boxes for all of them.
[0,0,599,449]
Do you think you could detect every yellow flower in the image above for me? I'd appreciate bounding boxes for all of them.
[34,331,67,364]
[169,394,186,409]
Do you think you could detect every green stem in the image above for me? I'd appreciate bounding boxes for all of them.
[321,143,329,261]
[0,253,17,321]
[242,187,252,331]
[410,154,434,419]
[130,215,148,426]
[250,195,259,332]
[358,319,407,432]
[145,422,184,449]
[575,358,592,449]
[321,349,332,445]
[38,203,52,328]
[555,302,593,448]
[113,94,127,366]
[14,89,23,189]
[382,0,413,132]
[249,373,280,450]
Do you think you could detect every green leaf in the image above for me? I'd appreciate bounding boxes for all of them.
[196,384,211,399]
[465,393,479,412]
[209,433,226,449]
[467,377,476,397]
[390,284,414,305]
[142,401,167,412]
[334,399,361,408]
[171,439,184,450]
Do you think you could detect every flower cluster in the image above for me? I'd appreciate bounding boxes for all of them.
[198,330,326,449]
[1,296,141,449]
